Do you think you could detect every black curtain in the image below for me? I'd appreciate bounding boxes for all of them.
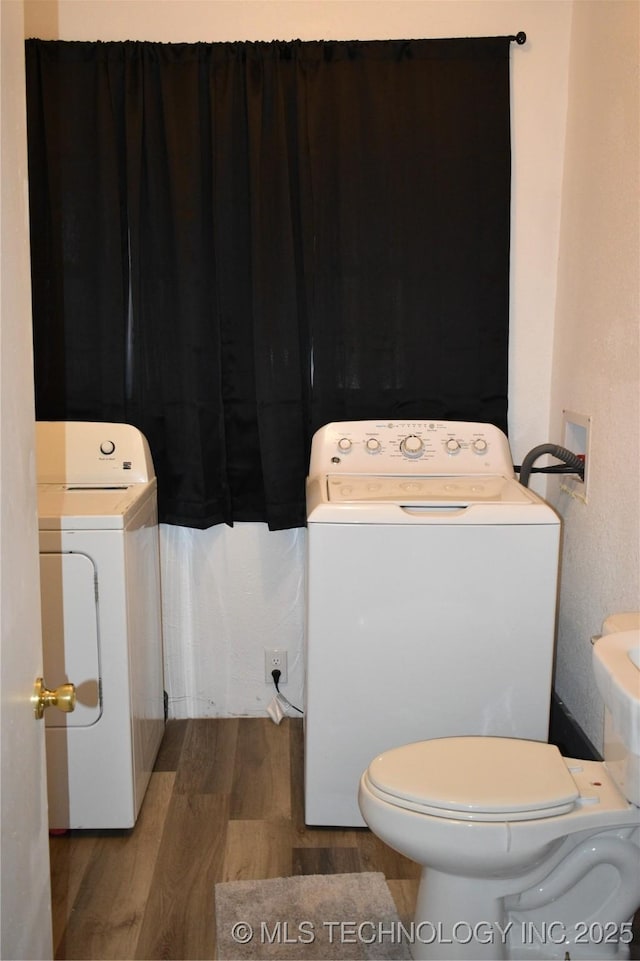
[25,38,512,531]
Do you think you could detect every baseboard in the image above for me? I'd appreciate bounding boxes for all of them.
[549,691,602,761]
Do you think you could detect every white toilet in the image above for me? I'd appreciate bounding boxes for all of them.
[358,616,640,961]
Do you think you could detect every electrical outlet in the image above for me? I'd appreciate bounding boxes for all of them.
[265,649,288,684]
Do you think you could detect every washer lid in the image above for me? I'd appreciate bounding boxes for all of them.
[326,474,532,505]
[366,737,579,821]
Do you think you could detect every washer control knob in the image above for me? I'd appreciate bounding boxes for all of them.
[445,438,461,454]
[337,437,352,452]
[400,434,423,456]
[472,438,488,454]
[100,440,116,456]
[366,437,381,453]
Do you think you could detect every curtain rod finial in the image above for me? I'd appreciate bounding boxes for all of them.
[515,31,527,45]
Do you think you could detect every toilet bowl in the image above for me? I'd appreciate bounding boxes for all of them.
[358,619,640,961]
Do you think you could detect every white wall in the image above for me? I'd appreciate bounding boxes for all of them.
[547,0,640,750]
[24,0,580,719]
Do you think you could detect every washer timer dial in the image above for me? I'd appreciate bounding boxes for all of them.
[400,435,424,457]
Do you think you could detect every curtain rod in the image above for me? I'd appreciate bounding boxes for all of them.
[507,32,527,45]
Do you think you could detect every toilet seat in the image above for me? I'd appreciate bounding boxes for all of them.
[366,737,580,821]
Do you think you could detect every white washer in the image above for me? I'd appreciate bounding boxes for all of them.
[37,421,165,829]
[304,420,561,826]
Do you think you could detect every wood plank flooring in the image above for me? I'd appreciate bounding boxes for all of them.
[49,718,420,960]
[49,717,640,961]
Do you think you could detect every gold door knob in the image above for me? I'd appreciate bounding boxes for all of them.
[32,677,77,720]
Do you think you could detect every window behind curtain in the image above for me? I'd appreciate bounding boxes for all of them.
[25,38,512,531]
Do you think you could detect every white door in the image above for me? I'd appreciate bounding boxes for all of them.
[0,1,53,958]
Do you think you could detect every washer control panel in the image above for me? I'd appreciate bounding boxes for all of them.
[309,420,514,476]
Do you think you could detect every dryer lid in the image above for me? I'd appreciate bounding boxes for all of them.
[366,737,579,821]
[37,481,156,530]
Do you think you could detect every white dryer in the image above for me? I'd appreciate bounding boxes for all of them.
[304,420,561,826]
[37,421,165,829]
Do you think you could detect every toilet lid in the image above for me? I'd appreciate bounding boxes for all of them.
[366,737,580,821]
